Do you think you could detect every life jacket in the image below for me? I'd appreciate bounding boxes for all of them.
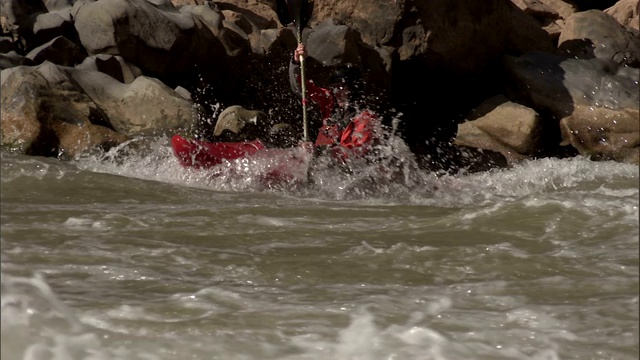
[305,81,334,121]
[295,72,379,158]
[315,110,379,163]
[339,110,377,150]
[315,123,341,147]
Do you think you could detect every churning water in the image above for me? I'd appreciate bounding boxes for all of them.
[1,135,638,360]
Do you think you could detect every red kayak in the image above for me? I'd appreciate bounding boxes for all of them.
[170,134,314,186]
[171,135,268,169]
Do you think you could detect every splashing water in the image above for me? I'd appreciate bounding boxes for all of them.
[70,128,444,201]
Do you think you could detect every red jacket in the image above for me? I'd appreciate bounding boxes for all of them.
[289,61,379,155]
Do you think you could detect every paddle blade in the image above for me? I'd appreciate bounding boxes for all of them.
[275,0,293,26]
[277,0,314,30]
[292,0,314,30]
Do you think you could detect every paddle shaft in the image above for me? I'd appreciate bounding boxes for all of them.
[276,0,313,142]
[297,29,309,142]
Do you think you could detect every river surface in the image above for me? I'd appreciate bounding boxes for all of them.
[1,136,638,360]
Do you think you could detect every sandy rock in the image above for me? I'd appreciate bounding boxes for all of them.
[560,105,639,163]
[213,105,268,141]
[558,9,640,67]
[1,62,128,157]
[605,0,639,30]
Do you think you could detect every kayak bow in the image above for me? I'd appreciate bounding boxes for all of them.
[171,135,267,169]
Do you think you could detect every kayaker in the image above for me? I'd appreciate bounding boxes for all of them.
[289,43,380,160]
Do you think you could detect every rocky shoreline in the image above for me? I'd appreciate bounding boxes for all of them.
[1,0,638,172]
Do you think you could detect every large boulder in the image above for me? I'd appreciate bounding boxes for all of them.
[178,2,250,57]
[25,35,86,66]
[455,95,542,164]
[217,0,278,54]
[1,60,200,158]
[504,51,639,163]
[67,69,199,136]
[76,54,143,84]
[213,105,269,141]
[72,0,227,80]
[509,0,579,40]
[0,62,128,157]
[560,105,639,163]
[504,52,639,118]
[604,0,639,30]
[558,9,640,67]
[32,8,78,45]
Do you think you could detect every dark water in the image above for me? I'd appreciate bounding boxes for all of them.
[1,136,638,360]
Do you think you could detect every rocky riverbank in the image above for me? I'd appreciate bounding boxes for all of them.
[1,0,638,172]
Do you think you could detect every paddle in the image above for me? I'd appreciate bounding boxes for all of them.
[276,0,314,142]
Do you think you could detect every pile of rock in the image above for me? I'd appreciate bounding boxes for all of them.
[1,0,638,169]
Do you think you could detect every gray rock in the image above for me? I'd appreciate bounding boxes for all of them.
[25,35,86,66]
[33,10,76,44]
[73,0,226,77]
[67,69,199,136]
[179,3,250,57]
[174,85,192,101]
[455,95,540,164]
[559,105,639,163]
[559,9,640,67]
[76,54,142,83]
[43,0,76,12]
[213,105,268,141]
[0,62,128,157]
[0,50,25,70]
[504,51,639,119]
[306,18,360,67]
